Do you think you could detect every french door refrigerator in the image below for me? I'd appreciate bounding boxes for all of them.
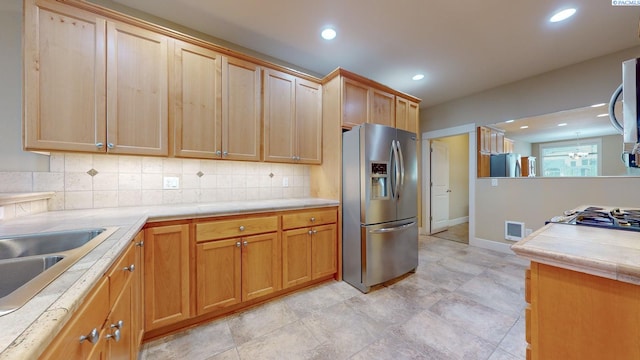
[342,123,418,293]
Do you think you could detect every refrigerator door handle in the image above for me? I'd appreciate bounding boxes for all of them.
[392,140,400,200]
[368,221,417,233]
[397,140,405,198]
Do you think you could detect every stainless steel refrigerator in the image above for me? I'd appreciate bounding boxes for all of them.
[490,153,521,177]
[342,123,418,293]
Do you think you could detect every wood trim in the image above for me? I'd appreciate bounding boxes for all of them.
[322,67,422,103]
[57,0,321,83]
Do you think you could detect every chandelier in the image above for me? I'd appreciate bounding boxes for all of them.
[568,132,589,159]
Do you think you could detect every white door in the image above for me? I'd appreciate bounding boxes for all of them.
[430,140,450,234]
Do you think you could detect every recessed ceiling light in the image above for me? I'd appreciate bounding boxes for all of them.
[558,123,568,127]
[596,113,608,117]
[321,27,336,40]
[505,120,515,123]
[591,103,606,108]
[412,74,425,81]
[520,125,529,129]
[549,8,576,23]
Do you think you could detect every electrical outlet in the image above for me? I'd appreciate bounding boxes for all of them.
[282,177,289,187]
[491,178,498,187]
[163,176,180,189]
[525,228,533,236]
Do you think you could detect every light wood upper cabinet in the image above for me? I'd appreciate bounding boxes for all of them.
[263,68,322,164]
[172,41,261,161]
[223,57,262,161]
[396,97,420,134]
[172,40,223,159]
[370,88,395,127]
[144,224,190,331]
[341,76,395,129]
[106,21,169,156]
[24,0,107,152]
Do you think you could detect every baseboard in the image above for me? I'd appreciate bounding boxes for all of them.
[448,216,469,227]
[470,237,516,255]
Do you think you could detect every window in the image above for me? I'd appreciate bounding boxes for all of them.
[539,138,601,177]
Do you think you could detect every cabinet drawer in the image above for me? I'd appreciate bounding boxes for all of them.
[196,216,278,242]
[282,208,337,230]
[108,243,135,307]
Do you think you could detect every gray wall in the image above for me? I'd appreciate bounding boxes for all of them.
[0,0,49,171]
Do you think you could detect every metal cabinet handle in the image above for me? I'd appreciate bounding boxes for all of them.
[107,143,114,149]
[310,217,316,222]
[96,143,104,149]
[79,328,99,344]
[312,230,318,234]
[106,329,121,342]
[135,241,144,247]
[236,241,241,248]
[223,151,228,156]
[110,320,124,329]
[239,225,245,231]
[123,264,135,272]
[216,150,222,156]
[243,240,248,247]
[308,230,313,235]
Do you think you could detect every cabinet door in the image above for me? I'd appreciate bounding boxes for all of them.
[106,21,169,156]
[132,232,144,354]
[224,57,261,161]
[370,88,395,127]
[24,0,106,152]
[407,100,419,134]
[282,228,312,288]
[342,77,369,128]
[196,238,242,315]
[295,79,322,164]
[106,284,132,360]
[263,69,296,163]
[144,224,190,331]
[40,277,109,360]
[242,232,281,300]
[395,97,408,131]
[311,224,337,279]
[172,40,222,158]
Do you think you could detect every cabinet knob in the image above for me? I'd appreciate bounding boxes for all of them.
[243,240,248,247]
[135,241,144,247]
[312,230,318,234]
[110,320,124,329]
[96,143,104,149]
[123,264,135,272]
[223,151,228,156]
[216,150,222,156]
[79,328,99,344]
[239,225,245,231]
[106,329,121,342]
[236,241,241,248]
[308,230,313,235]
[107,143,114,149]
[310,217,316,222]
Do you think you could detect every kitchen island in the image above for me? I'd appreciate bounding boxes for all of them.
[0,197,338,359]
[511,223,640,360]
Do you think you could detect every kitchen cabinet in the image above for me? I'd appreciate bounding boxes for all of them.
[521,156,536,177]
[41,238,140,360]
[23,0,169,156]
[526,261,640,360]
[144,224,190,331]
[282,208,337,288]
[341,77,395,129]
[503,138,514,153]
[195,216,280,315]
[263,68,322,164]
[477,126,508,177]
[131,232,144,355]
[395,97,420,134]
[172,40,261,161]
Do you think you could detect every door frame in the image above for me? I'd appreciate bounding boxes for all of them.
[422,124,476,244]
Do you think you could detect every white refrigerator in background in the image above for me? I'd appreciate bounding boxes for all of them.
[342,123,418,293]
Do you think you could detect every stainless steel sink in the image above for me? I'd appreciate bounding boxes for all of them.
[0,227,118,316]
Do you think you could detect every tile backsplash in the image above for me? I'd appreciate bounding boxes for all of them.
[0,153,311,211]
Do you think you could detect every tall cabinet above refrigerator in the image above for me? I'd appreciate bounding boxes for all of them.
[342,123,418,293]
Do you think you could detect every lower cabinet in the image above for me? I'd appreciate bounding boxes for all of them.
[282,209,338,288]
[195,216,281,315]
[143,224,190,331]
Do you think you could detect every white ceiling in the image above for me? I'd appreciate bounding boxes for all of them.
[109,0,640,107]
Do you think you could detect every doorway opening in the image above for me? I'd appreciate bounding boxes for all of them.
[422,124,476,245]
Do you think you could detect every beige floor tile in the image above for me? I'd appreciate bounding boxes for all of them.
[497,312,527,359]
[350,329,442,360]
[283,281,346,317]
[488,347,524,360]
[227,299,299,345]
[235,321,320,360]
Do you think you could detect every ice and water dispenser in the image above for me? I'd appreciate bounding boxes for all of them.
[370,162,389,200]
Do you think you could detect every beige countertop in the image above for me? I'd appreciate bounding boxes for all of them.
[0,198,339,359]
[511,222,640,286]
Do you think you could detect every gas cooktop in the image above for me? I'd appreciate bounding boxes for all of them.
[549,206,640,232]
